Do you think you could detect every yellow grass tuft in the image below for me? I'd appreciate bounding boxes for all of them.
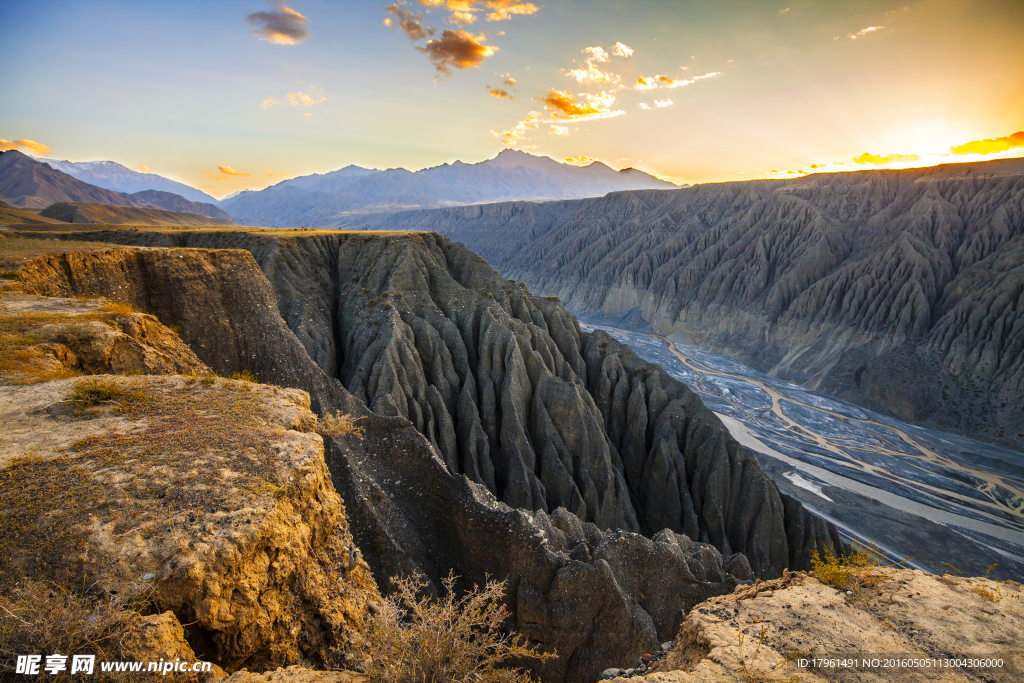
[318,411,365,439]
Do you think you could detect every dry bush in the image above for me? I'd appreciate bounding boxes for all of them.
[359,573,551,683]
[230,370,257,383]
[318,412,365,439]
[811,542,904,595]
[0,580,143,682]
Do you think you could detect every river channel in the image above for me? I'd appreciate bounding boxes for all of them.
[581,322,1024,581]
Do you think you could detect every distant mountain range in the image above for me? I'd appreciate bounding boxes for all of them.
[221,149,679,227]
[4,148,680,228]
[41,158,219,205]
[0,151,231,221]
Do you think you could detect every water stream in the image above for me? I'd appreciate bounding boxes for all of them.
[581,322,1024,580]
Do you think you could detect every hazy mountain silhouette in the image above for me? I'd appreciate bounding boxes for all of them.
[222,149,678,227]
[42,157,218,204]
[0,151,229,220]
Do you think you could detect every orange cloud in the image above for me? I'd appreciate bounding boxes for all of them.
[492,112,539,145]
[0,139,52,155]
[384,4,434,41]
[218,165,251,177]
[417,29,496,75]
[949,130,1024,156]
[246,2,309,45]
[503,77,517,87]
[551,125,568,136]
[535,90,623,121]
[261,96,280,108]
[416,1,539,23]
[564,156,597,166]
[487,86,512,99]
[136,165,152,173]
[287,90,325,106]
[263,168,288,176]
[852,152,920,165]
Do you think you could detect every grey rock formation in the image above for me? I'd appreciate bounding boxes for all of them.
[18,232,845,682]
[339,158,1024,449]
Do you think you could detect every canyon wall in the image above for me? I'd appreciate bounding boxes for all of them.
[333,159,1024,448]
[18,233,844,681]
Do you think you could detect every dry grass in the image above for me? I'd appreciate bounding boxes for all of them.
[68,377,148,410]
[318,411,365,439]
[99,301,138,316]
[0,377,295,586]
[735,625,799,683]
[356,573,551,683]
[0,235,114,273]
[0,580,145,682]
[230,370,257,383]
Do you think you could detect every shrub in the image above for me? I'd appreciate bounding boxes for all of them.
[318,412,365,439]
[359,573,551,683]
[230,370,257,383]
[69,377,146,410]
[811,542,907,596]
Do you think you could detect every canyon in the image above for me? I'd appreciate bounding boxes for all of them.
[3,229,842,681]
[333,158,1024,452]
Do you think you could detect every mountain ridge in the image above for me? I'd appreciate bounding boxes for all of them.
[221,149,678,227]
[0,151,232,220]
[41,157,219,204]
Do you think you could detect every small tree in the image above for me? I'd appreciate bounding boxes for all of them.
[362,573,551,683]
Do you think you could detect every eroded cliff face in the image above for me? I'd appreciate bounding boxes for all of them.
[332,160,1024,448]
[15,234,844,682]
[0,282,378,672]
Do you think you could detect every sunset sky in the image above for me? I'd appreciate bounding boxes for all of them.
[2,0,1023,198]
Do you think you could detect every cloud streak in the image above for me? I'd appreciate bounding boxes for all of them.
[848,25,882,39]
[949,130,1024,155]
[246,1,309,45]
[218,165,251,176]
[418,1,539,23]
[636,71,720,90]
[0,139,51,155]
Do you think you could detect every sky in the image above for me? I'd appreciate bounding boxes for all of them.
[1,0,1023,199]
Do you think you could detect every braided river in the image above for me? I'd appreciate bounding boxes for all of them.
[581,322,1024,581]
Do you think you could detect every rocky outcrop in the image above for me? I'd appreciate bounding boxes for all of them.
[342,158,1024,448]
[13,235,845,682]
[0,288,209,383]
[0,374,377,672]
[608,568,1024,682]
